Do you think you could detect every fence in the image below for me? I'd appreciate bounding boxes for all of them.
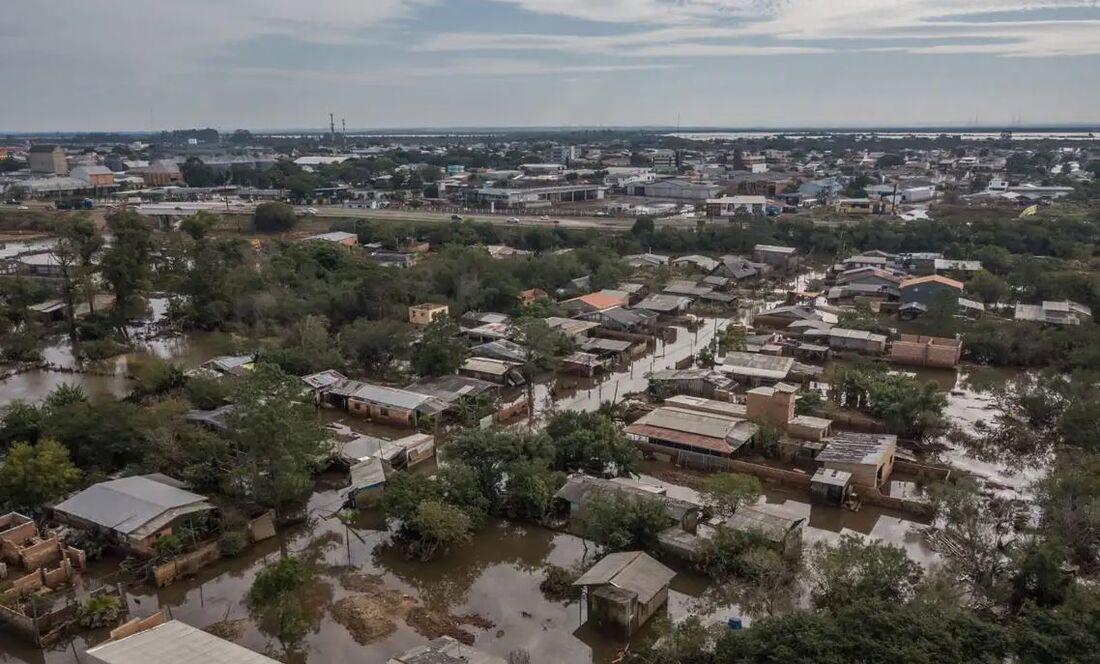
[151,541,221,588]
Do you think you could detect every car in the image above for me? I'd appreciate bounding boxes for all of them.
[305,207,319,216]
[18,206,29,210]
[451,214,464,221]
[507,217,520,224]
[538,215,551,221]
[594,211,608,217]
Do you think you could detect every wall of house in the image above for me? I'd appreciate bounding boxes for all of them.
[746,390,795,428]
[348,399,415,426]
[637,586,669,628]
[822,460,881,488]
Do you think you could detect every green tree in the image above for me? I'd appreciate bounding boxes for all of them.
[247,556,312,656]
[508,315,573,420]
[179,210,218,241]
[100,210,154,328]
[0,439,81,512]
[253,202,297,233]
[967,270,1010,306]
[408,500,473,561]
[700,473,762,518]
[225,364,328,514]
[579,491,671,552]
[0,402,42,447]
[411,317,467,377]
[544,410,641,476]
[808,535,923,612]
[340,319,412,374]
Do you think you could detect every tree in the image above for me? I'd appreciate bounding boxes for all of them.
[508,315,573,420]
[408,500,473,561]
[700,473,762,518]
[967,270,1010,306]
[100,210,153,328]
[179,210,218,241]
[545,411,641,476]
[929,480,1013,602]
[340,319,412,374]
[180,157,217,187]
[876,153,905,168]
[411,317,467,377]
[53,216,103,346]
[632,216,656,239]
[808,535,923,612]
[225,364,328,514]
[0,402,42,447]
[500,459,560,522]
[579,491,671,552]
[247,556,312,656]
[0,439,81,512]
[253,202,297,233]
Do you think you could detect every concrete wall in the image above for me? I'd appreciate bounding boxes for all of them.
[109,612,166,641]
[153,541,222,588]
[888,335,962,368]
[746,390,795,428]
[347,399,415,426]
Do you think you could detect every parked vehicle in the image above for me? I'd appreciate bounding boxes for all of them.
[451,214,464,221]
[507,217,520,224]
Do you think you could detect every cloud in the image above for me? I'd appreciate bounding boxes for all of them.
[460,0,1100,57]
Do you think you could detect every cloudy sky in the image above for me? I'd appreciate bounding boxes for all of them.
[3,0,1099,131]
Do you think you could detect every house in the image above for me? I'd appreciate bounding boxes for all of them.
[816,432,897,489]
[576,306,658,333]
[723,505,805,557]
[752,244,799,272]
[302,231,358,247]
[624,406,759,461]
[635,293,692,315]
[87,616,279,664]
[1014,300,1093,326]
[28,145,67,174]
[715,255,769,281]
[408,303,449,326]
[405,374,498,409]
[721,352,795,387]
[200,355,254,376]
[17,252,64,277]
[835,267,904,289]
[615,282,649,304]
[662,279,713,298]
[470,339,528,363]
[647,368,737,400]
[672,255,720,272]
[664,394,749,419]
[573,551,676,638]
[888,334,962,368]
[553,474,701,533]
[346,383,447,426]
[803,327,888,355]
[367,249,419,268]
[53,475,214,556]
[753,304,838,329]
[388,636,506,664]
[301,370,348,400]
[899,275,964,308]
[560,289,630,315]
[833,198,885,214]
[519,288,548,305]
[705,195,767,217]
[933,258,983,274]
[810,468,852,506]
[744,382,798,427]
[337,431,435,470]
[545,316,600,340]
[459,357,525,386]
[578,337,635,365]
[623,253,670,269]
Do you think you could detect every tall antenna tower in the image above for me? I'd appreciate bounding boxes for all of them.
[329,113,336,143]
[342,118,347,148]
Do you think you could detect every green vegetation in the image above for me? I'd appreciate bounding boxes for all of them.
[252,202,297,232]
[247,555,313,656]
[0,439,81,513]
[699,473,761,518]
[78,595,123,629]
[829,361,947,440]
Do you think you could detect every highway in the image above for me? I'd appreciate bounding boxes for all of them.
[296,206,700,230]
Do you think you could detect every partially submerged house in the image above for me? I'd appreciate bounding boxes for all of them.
[553,474,701,533]
[803,327,888,355]
[634,293,692,316]
[647,368,736,400]
[721,352,796,387]
[723,505,805,556]
[460,357,525,386]
[1014,300,1093,326]
[753,304,838,330]
[408,303,449,326]
[752,244,799,272]
[816,432,897,489]
[624,406,758,466]
[888,334,962,368]
[810,468,853,506]
[53,475,214,556]
[199,355,254,377]
[388,636,506,664]
[573,551,676,639]
[87,616,279,664]
[346,383,448,427]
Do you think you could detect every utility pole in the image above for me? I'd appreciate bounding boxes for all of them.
[341,118,347,148]
[329,112,336,144]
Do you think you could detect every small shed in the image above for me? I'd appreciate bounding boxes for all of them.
[723,505,805,556]
[573,551,676,639]
[811,468,852,506]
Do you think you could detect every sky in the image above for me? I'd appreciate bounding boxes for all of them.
[2,0,1099,132]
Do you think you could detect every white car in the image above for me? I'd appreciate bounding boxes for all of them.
[538,215,551,221]
[507,217,520,224]
[304,207,319,216]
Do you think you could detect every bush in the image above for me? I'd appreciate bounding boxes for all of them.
[539,564,583,601]
[184,375,229,410]
[219,528,248,557]
[253,202,297,233]
[79,337,127,360]
[78,594,123,628]
[153,533,185,557]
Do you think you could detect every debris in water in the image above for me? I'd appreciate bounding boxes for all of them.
[331,590,416,644]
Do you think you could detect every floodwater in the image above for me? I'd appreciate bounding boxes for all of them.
[0,473,727,664]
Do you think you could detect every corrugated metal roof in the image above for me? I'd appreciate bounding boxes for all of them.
[722,352,794,380]
[86,620,279,664]
[54,476,211,538]
[574,551,675,605]
[724,505,805,543]
[817,432,896,465]
[349,383,439,411]
[632,406,742,440]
